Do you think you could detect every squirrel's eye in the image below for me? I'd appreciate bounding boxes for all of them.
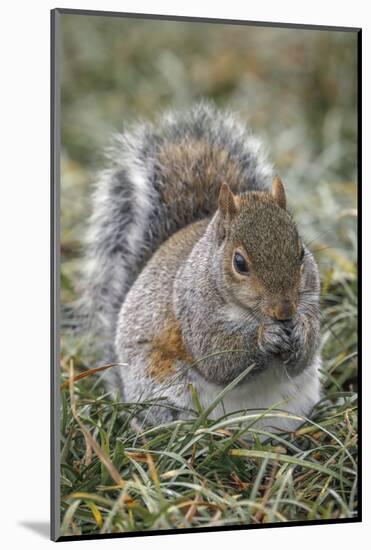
[233,252,249,274]
[299,246,305,262]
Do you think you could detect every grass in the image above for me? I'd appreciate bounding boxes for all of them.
[58,14,358,537]
[60,274,358,536]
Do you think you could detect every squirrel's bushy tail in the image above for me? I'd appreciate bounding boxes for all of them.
[75,101,273,364]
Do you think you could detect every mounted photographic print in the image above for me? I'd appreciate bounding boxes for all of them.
[51,8,361,542]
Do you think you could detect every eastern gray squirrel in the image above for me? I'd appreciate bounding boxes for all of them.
[79,101,322,431]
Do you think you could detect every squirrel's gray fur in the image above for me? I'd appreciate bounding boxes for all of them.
[79,101,322,430]
[82,101,271,360]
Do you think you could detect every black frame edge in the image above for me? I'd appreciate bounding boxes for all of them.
[356,27,362,523]
[54,7,361,33]
[51,7,61,543]
[56,517,361,542]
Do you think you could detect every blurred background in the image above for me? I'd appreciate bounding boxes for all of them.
[60,13,358,388]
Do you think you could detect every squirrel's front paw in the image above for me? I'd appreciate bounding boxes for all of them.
[257,321,293,359]
[284,316,309,364]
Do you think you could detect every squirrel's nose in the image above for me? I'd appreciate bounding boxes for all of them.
[267,300,296,321]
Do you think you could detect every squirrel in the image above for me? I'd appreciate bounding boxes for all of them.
[80,101,322,432]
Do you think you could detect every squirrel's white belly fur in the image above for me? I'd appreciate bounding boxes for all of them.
[188,357,322,432]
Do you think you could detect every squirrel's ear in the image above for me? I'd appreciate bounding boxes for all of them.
[272,176,287,210]
[217,183,239,243]
[218,182,239,219]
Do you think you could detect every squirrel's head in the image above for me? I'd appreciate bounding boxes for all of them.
[215,177,312,321]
